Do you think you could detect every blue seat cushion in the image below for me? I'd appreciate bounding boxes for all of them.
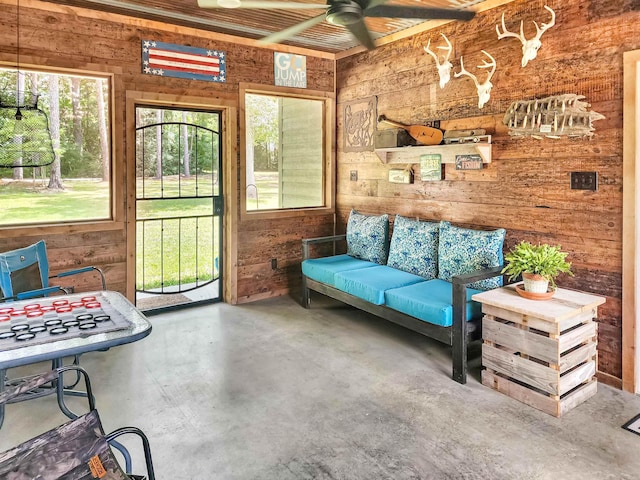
[385,279,482,327]
[334,265,426,305]
[302,254,377,286]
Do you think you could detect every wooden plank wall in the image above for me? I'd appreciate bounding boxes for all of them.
[0,0,335,305]
[336,0,640,385]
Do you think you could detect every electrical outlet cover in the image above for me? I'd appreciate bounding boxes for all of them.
[570,171,598,191]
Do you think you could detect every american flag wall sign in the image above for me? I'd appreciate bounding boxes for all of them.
[141,40,226,83]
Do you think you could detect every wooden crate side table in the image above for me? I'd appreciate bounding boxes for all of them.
[472,284,605,417]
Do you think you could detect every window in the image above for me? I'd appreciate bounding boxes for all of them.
[240,84,334,217]
[0,67,112,227]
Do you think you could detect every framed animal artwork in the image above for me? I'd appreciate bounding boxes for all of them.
[343,96,376,152]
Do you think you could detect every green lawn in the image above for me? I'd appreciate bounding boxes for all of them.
[136,216,218,290]
[135,176,220,290]
[246,171,279,210]
[0,174,281,290]
[0,179,110,225]
[0,177,222,290]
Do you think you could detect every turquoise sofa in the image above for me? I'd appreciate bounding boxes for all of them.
[301,211,506,384]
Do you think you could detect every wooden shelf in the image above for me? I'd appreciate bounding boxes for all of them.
[374,141,492,165]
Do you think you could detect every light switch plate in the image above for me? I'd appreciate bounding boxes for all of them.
[570,171,598,191]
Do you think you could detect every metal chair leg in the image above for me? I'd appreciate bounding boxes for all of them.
[53,359,93,419]
[56,355,82,389]
[106,428,156,480]
[0,369,5,429]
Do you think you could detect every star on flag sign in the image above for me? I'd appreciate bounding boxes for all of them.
[141,40,226,83]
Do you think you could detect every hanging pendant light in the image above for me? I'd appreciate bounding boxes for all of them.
[0,0,55,169]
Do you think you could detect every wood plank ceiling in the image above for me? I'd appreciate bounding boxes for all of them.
[43,0,502,54]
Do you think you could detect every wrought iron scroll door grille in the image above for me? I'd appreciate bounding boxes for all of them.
[135,109,222,307]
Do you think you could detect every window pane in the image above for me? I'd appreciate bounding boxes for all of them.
[245,93,324,211]
[0,68,111,226]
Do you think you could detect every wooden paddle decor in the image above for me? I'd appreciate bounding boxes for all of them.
[378,115,443,146]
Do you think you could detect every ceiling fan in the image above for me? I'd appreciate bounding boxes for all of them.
[197,0,475,50]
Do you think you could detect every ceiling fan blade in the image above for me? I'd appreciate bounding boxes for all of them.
[366,0,390,9]
[364,6,475,21]
[259,13,327,44]
[198,0,327,9]
[345,18,376,50]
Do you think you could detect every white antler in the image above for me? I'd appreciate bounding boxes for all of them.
[496,5,555,67]
[453,50,496,109]
[424,33,453,89]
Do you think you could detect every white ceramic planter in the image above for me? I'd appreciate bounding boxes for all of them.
[522,272,550,293]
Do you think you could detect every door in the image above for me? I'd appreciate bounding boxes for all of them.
[134,107,222,312]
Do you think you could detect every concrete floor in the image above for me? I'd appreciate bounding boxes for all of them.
[2,293,640,479]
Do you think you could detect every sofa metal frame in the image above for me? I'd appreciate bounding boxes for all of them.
[302,234,504,384]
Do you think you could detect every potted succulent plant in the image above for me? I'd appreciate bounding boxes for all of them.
[501,241,573,298]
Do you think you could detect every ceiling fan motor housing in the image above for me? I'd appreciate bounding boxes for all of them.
[326,0,364,26]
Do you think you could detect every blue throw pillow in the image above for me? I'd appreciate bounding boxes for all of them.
[437,221,505,290]
[346,210,389,265]
[387,215,439,279]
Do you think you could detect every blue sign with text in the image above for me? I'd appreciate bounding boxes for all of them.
[274,53,307,88]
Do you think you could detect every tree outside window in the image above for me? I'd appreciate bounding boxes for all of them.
[0,68,111,226]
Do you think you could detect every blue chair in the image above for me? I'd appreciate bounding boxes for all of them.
[0,240,107,407]
[0,240,106,301]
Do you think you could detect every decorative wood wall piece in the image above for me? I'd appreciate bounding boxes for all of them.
[343,96,376,152]
[274,52,306,88]
[141,40,226,82]
[419,154,443,181]
[503,94,605,139]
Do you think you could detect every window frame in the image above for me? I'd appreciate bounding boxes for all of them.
[0,62,118,233]
[239,82,335,221]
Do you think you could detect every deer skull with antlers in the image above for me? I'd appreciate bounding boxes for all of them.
[424,34,453,89]
[453,50,497,109]
[496,5,556,68]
